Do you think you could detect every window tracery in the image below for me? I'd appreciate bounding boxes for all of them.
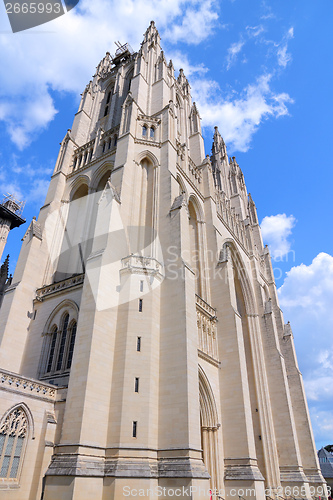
[0,408,28,480]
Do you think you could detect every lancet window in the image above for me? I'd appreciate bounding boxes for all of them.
[40,304,78,381]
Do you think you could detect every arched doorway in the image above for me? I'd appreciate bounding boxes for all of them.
[199,366,221,496]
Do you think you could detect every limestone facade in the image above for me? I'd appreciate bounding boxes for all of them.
[0,22,326,500]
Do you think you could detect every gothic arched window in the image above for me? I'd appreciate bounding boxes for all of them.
[104,90,112,117]
[142,125,147,136]
[56,313,69,371]
[150,127,155,139]
[0,407,28,480]
[43,313,78,378]
[46,326,57,373]
[66,321,77,370]
[176,94,182,138]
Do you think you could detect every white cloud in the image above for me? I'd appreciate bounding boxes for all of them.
[27,178,50,202]
[3,91,58,149]
[0,2,294,154]
[0,182,24,201]
[277,26,294,68]
[278,253,333,314]
[0,0,218,148]
[225,25,265,71]
[226,40,245,70]
[260,1,276,21]
[278,253,333,445]
[10,155,53,179]
[0,154,54,206]
[167,51,209,77]
[0,1,295,153]
[260,213,296,259]
[309,408,333,447]
[163,0,219,45]
[246,25,265,38]
[192,73,293,152]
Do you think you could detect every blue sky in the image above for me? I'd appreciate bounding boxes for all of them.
[0,0,332,448]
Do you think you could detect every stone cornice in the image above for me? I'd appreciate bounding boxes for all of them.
[0,369,57,402]
[36,274,84,302]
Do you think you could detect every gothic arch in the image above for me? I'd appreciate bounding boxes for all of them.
[0,403,32,481]
[42,300,79,336]
[176,174,187,197]
[130,151,159,257]
[71,183,88,201]
[219,238,271,481]
[199,365,219,428]
[104,76,116,91]
[65,175,90,202]
[176,93,183,138]
[188,195,206,297]
[0,402,34,439]
[39,300,79,378]
[220,238,256,315]
[198,365,221,494]
[56,179,90,281]
[263,283,270,301]
[123,66,134,97]
[90,162,114,192]
[102,82,114,117]
[188,194,204,222]
[135,150,159,168]
[124,65,135,80]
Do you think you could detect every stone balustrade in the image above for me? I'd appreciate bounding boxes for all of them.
[36,274,84,301]
[72,139,95,172]
[0,369,57,401]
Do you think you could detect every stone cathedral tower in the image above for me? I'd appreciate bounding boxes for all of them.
[0,22,325,500]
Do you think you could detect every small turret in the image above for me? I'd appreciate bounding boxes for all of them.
[210,126,228,192]
[190,102,201,135]
[95,52,113,78]
[142,20,161,51]
[168,59,175,78]
[177,68,190,95]
[248,193,259,225]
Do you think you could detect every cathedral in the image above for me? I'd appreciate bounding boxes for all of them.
[0,21,326,500]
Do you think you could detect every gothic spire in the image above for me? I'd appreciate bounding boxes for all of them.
[212,126,227,158]
[248,193,259,225]
[95,52,112,78]
[143,20,161,47]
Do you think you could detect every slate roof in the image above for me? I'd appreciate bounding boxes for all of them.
[318,447,333,478]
